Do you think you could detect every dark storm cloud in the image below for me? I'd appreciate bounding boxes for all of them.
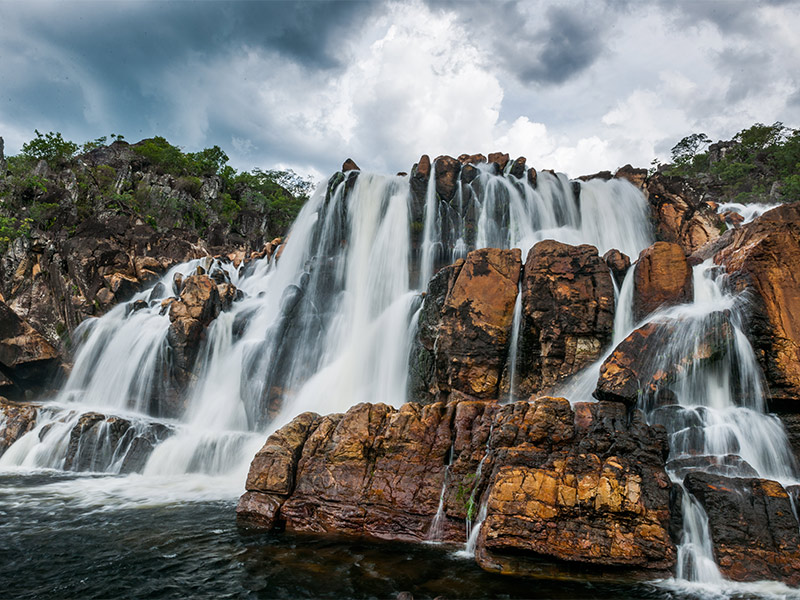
[658,0,796,35]
[429,0,608,86]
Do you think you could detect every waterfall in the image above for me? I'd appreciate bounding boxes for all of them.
[1,165,654,505]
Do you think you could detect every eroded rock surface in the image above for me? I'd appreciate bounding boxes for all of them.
[513,240,615,399]
[238,397,675,577]
[632,242,693,322]
[409,248,521,403]
[708,203,800,409]
[0,397,37,455]
[0,300,60,397]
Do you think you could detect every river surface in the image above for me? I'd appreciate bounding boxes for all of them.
[4,471,797,600]
[0,470,707,600]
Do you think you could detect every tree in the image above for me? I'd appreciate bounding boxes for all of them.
[21,130,78,166]
[670,133,710,167]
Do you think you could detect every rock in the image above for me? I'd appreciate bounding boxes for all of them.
[409,248,521,402]
[0,300,60,396]
[478,401,673,575]
[578,170,612,182]
[644,173,723,254]
[632,242,693,321]
[595,311,733,408]
[710,203,800,409]
[238,397,674,577]
[684,472,800,585]
[168,275,221,326]
[527,167,537,188]
[508,157,526,179]
[433,155,460,202]
[614,165,648,190]
[0,398,37,456]
[342,158,359,172]
[603,249,631,287]
[457,153,486,165]
[487,152,510,173]
[513,241,615,399]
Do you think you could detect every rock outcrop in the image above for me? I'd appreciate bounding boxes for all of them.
[643,173,723,254]
[513,240,615,399]
[708,203,800,409]
[684,472,800,585]
[238,397,675,577]
[632,242,693,322]
[0,300,60,397]
[409,248,521,403]
[0,397,37,455]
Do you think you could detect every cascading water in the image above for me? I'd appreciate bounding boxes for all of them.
[2,162,676,598]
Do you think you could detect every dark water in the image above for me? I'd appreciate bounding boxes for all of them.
[0,472,757,600]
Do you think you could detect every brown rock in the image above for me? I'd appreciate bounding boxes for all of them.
[433,155,460,202]
[527,167,537,188]
[342,158,360,172]
[0,300,60,396]
[513,240,615,399]
[238,397,674,576]
[614,165,648,190]
[457,153,487,165]
[0,397,37,455]
[409,249,521,402]
[487,152,510,173]
[603,249,631,287]
[712,203,800,408]
[632,242,693,321]
[685,472,800,585]
[168,275,221,326]
[644,173,723,254]
[509,157,526,179]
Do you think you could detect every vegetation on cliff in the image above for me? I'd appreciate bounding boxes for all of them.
[0,131,314,252]
[660,122,800,204]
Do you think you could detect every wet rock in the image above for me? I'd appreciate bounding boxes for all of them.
[508,157,526,179]
[527,167,537,188]
[487,152,510,173]
[62,411,172,473]
[434,155,460,202]
[684,472,800,585]
[0,397,37,456]
[632,242,693,321]
[595,312,734,408]
[342,158,360,172]
[238,397,674,577]
[603,249,631,287]
[0,300,60,396]
[409,248,521,402]
[169,275,221,326]
[710,203,800,409]
[614,165,648,190]
[514,240,615,399]
[643,173,723,254]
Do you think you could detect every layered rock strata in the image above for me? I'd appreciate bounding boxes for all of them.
[238,397,675,577]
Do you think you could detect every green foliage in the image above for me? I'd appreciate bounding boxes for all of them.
[133,137,187,175]
[664,122,800,203]
[0,215,32,251]
[81,136,108,154]
[21,130,78,166]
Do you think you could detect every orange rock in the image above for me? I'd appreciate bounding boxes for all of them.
[632,241,693,321]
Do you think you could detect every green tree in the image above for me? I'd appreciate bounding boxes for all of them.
[21,130,78,166]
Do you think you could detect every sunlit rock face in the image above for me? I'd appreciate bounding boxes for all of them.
[238,397,675,577]
[708,203,800,410]
[632,242,693,322]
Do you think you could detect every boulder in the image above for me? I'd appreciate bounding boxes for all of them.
[487,152,510,173]
[238,397,675,577]
[684,472,800,585]
[614,165,648,190]
[0,300,60,396]
[644,173,723,254]
[603,249,631,287]
[0,397,37,456]
[433,155,460,202]
[409,248,522,402]
[513,240,615,399]
[632,242,693,321]
[710,203,800,409]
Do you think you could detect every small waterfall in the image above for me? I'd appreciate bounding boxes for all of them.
[418,162,439,289]
[426,442,454,543]
[504,282,523,403]
[635,260,800,587]
[717,201,780,224]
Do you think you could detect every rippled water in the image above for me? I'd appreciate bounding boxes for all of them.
[0,471,691,600]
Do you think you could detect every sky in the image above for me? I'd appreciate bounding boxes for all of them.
[1,0,799,182]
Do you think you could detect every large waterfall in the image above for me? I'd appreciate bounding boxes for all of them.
[2,161,797,594]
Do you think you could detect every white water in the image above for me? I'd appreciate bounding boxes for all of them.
[717,201,780,224]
